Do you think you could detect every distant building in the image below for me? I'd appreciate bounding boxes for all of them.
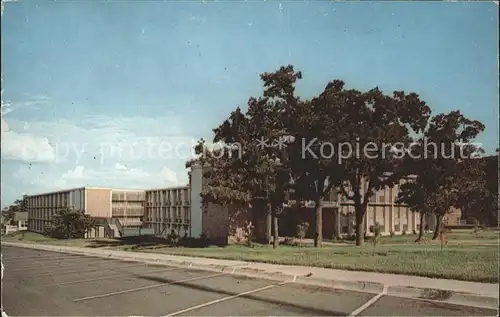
[2,211,28,235]
[13,212,28,229]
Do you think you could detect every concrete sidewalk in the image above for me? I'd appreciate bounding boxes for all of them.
[2,241,498,310]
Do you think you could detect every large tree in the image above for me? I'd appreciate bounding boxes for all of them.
[398,111,485,240]
[397,175,434,242]
[300,83,431,246]
[187,66,300,248]
[457,153,498,227]
[285,80,350,247]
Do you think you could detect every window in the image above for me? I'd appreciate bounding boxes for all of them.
[379,194,385,203]
[394,224,401,232]
[402,224,408,232]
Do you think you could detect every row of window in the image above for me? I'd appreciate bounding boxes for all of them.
[146,209,190,221]
[146,189,190,204]
[150,223,191,236]
[339,224,414,234]
[29,210,56,219]
[112,203,144,210]
[112,192,146,201]
[28,219,50,232]
[28,190,86,208]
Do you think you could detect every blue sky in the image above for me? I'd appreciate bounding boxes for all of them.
[1,1,498,207]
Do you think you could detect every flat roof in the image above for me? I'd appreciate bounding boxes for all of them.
[26,185,185,198]
[27,186,89,198]
[111,188,147,192]
[26,186,131,198]
[145,185,190,192]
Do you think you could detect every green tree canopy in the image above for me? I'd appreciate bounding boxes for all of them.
[44,207,96,239]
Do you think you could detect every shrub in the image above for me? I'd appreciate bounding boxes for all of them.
[471,218,480,236]
[178,235,210,248]
[389,231,395,237]
[296,222,309,241]
[372,222,382,255]
[440,222,449,252]
[296,222,309,250]
[245,222,255,247]
[44,207,95,239]
[402,230,407,236]
[282,237,298,246]
[167,229,179,246]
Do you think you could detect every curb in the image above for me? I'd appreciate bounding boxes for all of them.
[386,285,499,310]
[2,242,498,310]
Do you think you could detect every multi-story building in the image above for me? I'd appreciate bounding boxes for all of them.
[25,164,461,243]
[142,164,228,244]
[26,187,112,236]
[26,187,151,237]
[111,189,145,227]
[209,171,461,242]
[144,186,191,237]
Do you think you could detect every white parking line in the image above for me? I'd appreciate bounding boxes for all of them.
[6,259,107,272]
[5,256,98,269]
[73,272,226,302]
[21,262,148,278]
[348,285,388,317]
[43,267,181,286]
[2,254,78,261]
[163,281,289,316]
[6,257,119,272]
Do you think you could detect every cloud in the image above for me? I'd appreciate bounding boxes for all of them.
[1,117,57,163]
[1,95,50,116]
[1,94,55,163]
[114,162,128,170]
[4,114,201,165]
[14,163,183,192]
[159,166,179,184]
[53,164,180,189]
[3,105,198,200]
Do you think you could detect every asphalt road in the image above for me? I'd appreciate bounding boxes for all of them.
[1,245,497,316]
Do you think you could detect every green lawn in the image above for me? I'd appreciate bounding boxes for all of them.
[2,231,102,247]
[3,229,498,283]
[330,229,499,245]
[139,243,498,283]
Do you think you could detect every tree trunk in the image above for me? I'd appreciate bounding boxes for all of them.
[272,213,279,249]
[355,209,365,246]
[266,210,272,244]
[415,212,425,242]
[432,215,443,240]
[314,199,323,247]
[353,201,368,247]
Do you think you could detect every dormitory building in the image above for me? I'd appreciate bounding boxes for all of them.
[26,164,461,243]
